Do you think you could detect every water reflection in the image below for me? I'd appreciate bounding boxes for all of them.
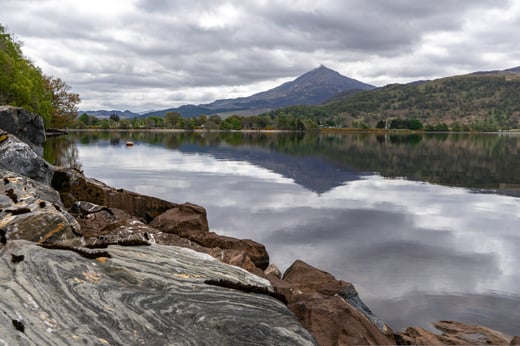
[44,131,520,335]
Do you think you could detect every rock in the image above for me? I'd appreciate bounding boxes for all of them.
[150,207,269,270]
[0,240,316,345]
[289,293,392,346]
[283,260,389,332]
[395,320,511,345]
[511,336,520,345]
[0,105,46,156]
[278,260,394,346]
[0,168,79,248]
[265,263,282,279]
[148,202,209,235]
[52,167,179,221]
[0,131,54,184]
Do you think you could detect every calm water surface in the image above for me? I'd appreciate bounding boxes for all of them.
[45,131,520,335]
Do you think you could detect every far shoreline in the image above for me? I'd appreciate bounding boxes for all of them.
[50,127,520,135]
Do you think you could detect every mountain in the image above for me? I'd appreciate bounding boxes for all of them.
[277,66,520,130]
[141,65,375,118]
[79,109,141,119]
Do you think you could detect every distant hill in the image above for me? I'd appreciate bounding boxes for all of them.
[141,65,375,118]
[271,66,520,130]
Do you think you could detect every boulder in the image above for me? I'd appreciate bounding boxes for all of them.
[148,202,209,235]
[0,240,317,345]
[395,320,512,345]
[150,208,269,270]
[264,263,282,279]
[0,168,79,248]
[511,336,520,345]
[276,260,394,346]
[52,167,179,221]
[0,105,46,156]
[0,131,54,185]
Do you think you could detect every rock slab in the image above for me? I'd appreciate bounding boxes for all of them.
[0,241,317,345]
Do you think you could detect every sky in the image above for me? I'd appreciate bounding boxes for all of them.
[1,0,519,112]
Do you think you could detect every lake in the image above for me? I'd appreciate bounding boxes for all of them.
[44,131,520,335]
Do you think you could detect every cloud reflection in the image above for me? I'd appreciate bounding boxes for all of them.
[77,141,520,334]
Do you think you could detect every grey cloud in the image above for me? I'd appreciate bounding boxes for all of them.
[1,0,518,110]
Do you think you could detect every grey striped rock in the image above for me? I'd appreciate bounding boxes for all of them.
[0,241,317,345]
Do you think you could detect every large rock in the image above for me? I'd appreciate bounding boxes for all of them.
[52,167,180,221]
[395,320,513,345]
[0,105,46,156]
[0,240,316,345]
[150,207,270,270]
[0,131,54,185]
[148,202,209,234]
[276,260,394,346]
[0,168,79,247]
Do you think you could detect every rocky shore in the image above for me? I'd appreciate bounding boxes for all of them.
[1,106,518,345]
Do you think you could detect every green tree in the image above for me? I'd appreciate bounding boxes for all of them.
[109,113,120,122]
[44,76,80,128]
[0,24,80,127]
[79,113,90,125]
[164,111,182,128]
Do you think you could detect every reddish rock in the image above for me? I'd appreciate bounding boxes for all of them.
[395,320,511,345]
[511,336,520,345]
[151,208,269,270]
[208,248,258,273]
[148,203,209,235]
[275,260,394,346]
[289,293,393,346]
[52,168,180,221]
[264,264,282,279]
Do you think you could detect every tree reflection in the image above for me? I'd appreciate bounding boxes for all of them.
[46,131,520,194]
[43,135,82,170]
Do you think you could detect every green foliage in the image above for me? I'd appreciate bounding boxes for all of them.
[0,24,52,123]
[0,24,80,127]
[389,118,423,130]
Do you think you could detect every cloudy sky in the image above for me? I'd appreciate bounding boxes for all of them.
[1,0,519,112]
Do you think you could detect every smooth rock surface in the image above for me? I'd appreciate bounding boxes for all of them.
[0,240,316,345]
[395,320,512,345]
[0,131,54,184]
[0,105,46,156]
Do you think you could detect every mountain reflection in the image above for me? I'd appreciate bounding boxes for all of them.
[47,131,520,196]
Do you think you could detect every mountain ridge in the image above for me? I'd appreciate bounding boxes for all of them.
[81,65,375,118]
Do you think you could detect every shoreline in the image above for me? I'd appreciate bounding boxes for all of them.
[53,127,520,135]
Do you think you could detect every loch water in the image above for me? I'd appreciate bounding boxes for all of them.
[45,131,520,335]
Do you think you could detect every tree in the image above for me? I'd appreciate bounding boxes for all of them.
[109,113,120,122]
[79,113,90,125]
[376,120,386,129]
[44,76,80,128]
[164,111,182,128]
[1,25,80,127]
